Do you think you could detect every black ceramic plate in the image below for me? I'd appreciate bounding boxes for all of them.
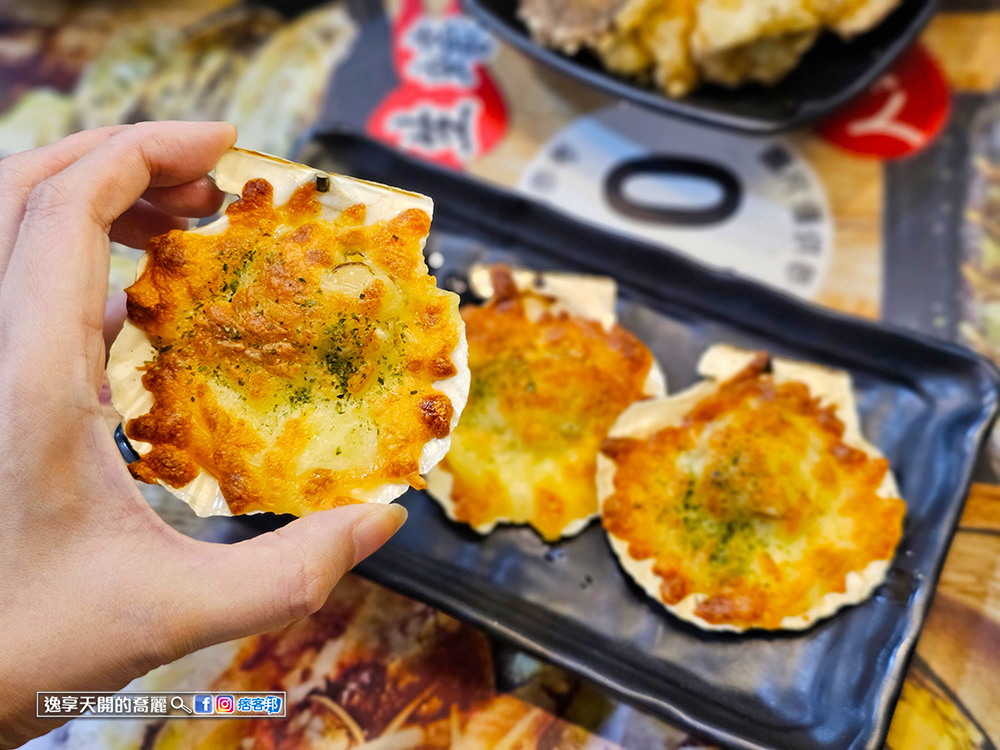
[117,132,998,750]
[302,133,998,749]
[461,0,937,133]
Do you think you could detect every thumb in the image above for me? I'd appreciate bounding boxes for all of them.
[103,291,127,355]
[164,503,407,655]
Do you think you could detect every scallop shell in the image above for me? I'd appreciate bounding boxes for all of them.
[107,147,469,516]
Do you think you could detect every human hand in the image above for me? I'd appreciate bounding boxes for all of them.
[0,122,407,748]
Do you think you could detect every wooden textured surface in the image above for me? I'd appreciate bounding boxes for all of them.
[896,483,1000,745]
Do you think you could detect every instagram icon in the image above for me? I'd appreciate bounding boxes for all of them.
[215,695,235,714]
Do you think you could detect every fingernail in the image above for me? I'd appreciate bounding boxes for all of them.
[352,504,407,567]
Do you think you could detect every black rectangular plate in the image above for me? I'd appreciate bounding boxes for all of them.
[461,0,937,133]
[286,132,997,749]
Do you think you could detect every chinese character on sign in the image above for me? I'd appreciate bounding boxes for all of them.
[42,696,61,714]
[550,143,578,165]
[250,696,266,712]
[263,695,282,715]
[366,0,508,167]
[794,229,823,255]
[759,144,793,173]
[60,696,78,712]
[80,696,97,714]
[528,169,557,192]
[237,696,252,712]
[387,101,479,162]
[786,260,816,287]
[133,696,149,713]
[150,696,167,714]
[792,201,823,224]
[782,170,810,194]
[403,16,495,87]
[844,75,928,146]
[96,696,113,714]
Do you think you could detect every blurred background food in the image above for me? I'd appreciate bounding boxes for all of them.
[519,0,905,96]
[0,0,359,313]
[0,0,357,158]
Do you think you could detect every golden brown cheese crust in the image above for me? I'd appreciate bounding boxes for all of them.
[600,356,905,630]
[124,178,460,515]
[436,266,655,541]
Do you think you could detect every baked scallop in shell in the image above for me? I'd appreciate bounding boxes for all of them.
[107,148,469,516]
[597,344,905,631]
[425,264,665,541]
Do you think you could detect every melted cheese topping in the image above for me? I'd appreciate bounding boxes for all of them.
[115,177,464,516]
[427,266,662,541]
[599,350,905,631]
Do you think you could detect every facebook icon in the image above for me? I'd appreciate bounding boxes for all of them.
[193,695,214,714]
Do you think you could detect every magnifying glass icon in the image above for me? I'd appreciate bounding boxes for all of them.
[170,696,193,714]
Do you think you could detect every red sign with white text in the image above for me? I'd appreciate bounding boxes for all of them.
[367,0,508,168]
[818,44,951,159]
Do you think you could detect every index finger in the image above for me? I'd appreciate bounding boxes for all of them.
[0,121,236,389]
[6,122,235,321]
[44,120,237,233]
[0,125,130,280]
